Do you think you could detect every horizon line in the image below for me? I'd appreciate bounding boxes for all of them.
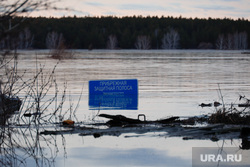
[20,14,250,21]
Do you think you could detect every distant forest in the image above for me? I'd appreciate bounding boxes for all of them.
[0,16,249,50]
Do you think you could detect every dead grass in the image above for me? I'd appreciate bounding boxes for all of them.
[208,109,250,125]
[208,95,250,125]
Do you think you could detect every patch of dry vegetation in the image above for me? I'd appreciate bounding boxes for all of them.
[208,95,250,125]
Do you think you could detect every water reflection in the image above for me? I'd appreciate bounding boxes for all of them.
[64,147,190,167]
[0,123,66,167]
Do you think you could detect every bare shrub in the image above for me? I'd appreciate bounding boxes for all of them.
[161,28,180,49]
[135,35,151,50]
[216,31,248,50]
[107,34,118,49]
[46,31,74,59]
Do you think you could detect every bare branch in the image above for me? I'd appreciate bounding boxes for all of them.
[0,0,67,35]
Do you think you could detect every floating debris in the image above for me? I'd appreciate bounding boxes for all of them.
[199,101,221,107]
[199,103,212,107]
[62,119,75,125]
[213,101,221,107]
[238,103,250,107]
[23,112,42,117]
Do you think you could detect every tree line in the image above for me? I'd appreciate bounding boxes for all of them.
[0,16,249,50]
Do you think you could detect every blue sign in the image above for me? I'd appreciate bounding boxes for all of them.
[89,79,138,110]
[89,79,138,95]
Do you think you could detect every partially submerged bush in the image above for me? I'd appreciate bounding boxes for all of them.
[208,95,250,125]
[50,49,74,60]
[208,109,250,125]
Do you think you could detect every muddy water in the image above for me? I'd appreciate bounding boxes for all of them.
[4,50,250,167]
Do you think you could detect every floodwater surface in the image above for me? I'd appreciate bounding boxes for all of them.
[2,50,250,167]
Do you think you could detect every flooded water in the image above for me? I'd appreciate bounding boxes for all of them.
[2,50,250,166]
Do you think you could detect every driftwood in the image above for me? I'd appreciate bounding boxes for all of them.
[39,113,250,150]
[238,103,250,107]
[98,114,179,127]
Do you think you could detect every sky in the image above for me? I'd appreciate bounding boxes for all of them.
[31,0,250,20]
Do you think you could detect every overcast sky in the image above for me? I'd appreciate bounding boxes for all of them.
[32,0,250,19]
